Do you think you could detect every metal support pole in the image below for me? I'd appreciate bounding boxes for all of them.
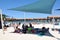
[53,17,55,28]
[0,9,5,34]
[24,12,26,23]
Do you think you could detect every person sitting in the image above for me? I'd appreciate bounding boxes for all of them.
[29,23,34,28]
[46,28,49,32]
[26,23,34,33]
[27,27,32,33]
[3,25,8,31]
[22,24,25,29]
[14,26,20,33]
[41,27,46,35]
[22,24,28,34]
[4,27,7,31]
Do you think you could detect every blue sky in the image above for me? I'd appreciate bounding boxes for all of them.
[0,0,60,18]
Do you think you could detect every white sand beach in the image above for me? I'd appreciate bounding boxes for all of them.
[0,23,60,40]
[0,30,58,40]
[49,28,60,39]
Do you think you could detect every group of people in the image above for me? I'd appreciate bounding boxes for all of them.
[14,23,34,34]
[3,23,49,35]
[13,23,49,35]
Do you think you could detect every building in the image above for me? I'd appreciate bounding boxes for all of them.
[4,16,60,24]
[47,16,60,22]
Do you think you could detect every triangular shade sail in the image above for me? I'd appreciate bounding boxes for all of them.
[9,0,56,14]
[56,9,60,10]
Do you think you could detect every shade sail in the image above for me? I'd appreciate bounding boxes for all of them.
[56,9,60,10]
[9,0,56,14]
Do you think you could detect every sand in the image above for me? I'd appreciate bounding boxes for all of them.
[0,30,57,40]
[0,23,59,40]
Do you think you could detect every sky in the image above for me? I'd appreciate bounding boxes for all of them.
[0,0,60,18]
